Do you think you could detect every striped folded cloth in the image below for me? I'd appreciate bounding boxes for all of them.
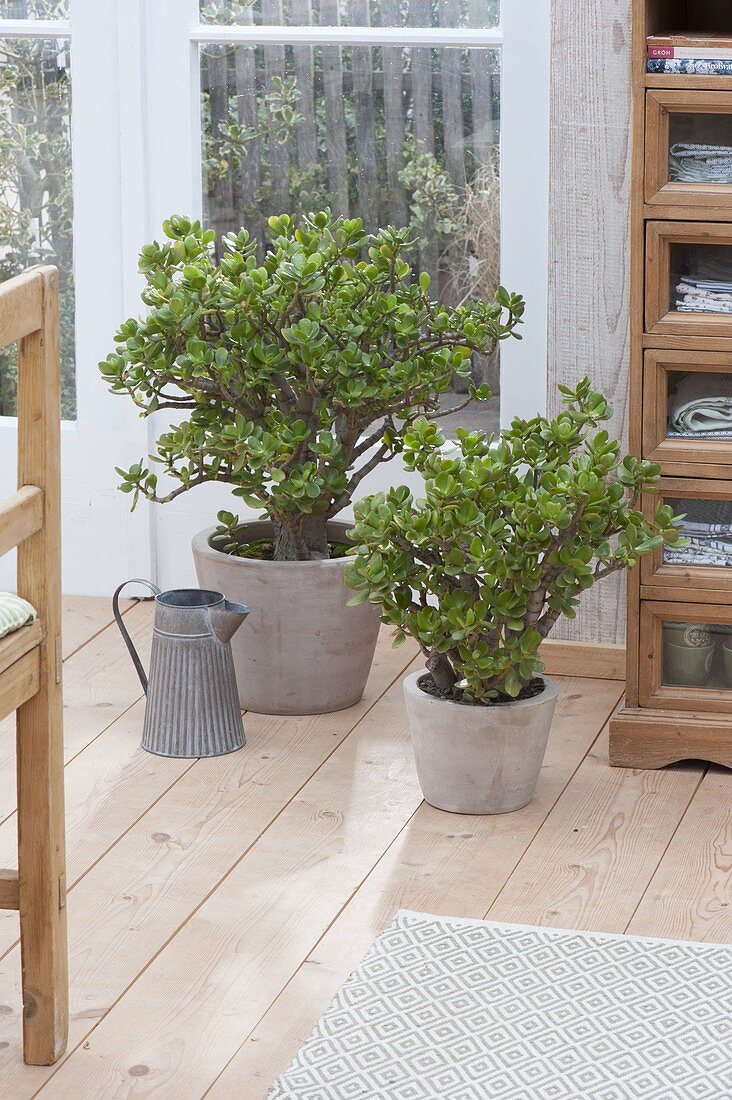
[669,372,732,434]
[664,498,732,567]
[676,277,732,313]
[0,593,37,640]
[669,143,732,183]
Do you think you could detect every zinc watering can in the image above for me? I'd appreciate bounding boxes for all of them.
[113,580,249,758]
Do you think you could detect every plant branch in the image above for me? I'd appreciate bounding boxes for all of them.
[427,393,475,421]
[326,442,390,516]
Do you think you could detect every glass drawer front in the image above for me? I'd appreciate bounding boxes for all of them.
[639,601,732,712]
[647,223,732,338]
[663,498,732,567]
[671,242,732,316]
[640,479,732,596]
[668,113,732,185]
[645,91,732,210]
[662,620,732,690]
[642,352,732,470]
[666,369,732,439]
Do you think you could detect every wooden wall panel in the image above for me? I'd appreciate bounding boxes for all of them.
[547,0,633,643]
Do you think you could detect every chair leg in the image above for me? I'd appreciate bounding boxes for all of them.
[14,267,67,1065]
[16,671,68,1065]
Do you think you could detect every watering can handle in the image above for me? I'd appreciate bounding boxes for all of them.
[112,578,161,695]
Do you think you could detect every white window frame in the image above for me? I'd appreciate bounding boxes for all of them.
[0,1,550,592]
[145,1,550,431]
[142,1,551,586]
[498,0,550,427]
[0,0,151,595]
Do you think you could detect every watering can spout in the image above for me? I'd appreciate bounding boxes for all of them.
[209,599,250,645]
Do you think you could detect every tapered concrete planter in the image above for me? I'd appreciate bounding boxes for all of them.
[192,521,381,715]
[403,672,559,814]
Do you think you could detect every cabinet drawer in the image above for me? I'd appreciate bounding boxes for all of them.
[639,600,732,712]
[646,221,732,341]
[642,348,732,470]
[641,477,732,598]
[645,89,732,211]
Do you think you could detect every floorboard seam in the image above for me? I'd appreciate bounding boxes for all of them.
[0,604,147,833]
[199,796,430,1100]
[482,689,626,923]
[0,690,146,836]
[0,760,200,965]
[31,645,419,1095]
[198,680,625,1099]
[60,598,137,663]
[622,763,710,936]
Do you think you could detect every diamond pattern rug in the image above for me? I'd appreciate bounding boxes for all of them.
[268,909,732,1099]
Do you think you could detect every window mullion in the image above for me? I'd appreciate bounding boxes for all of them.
[0,17,70,37]
[144,0,201,585]
[69,0,128,423]
[146,0,202,230]
[498,0,550,426]
[191,24,503,48]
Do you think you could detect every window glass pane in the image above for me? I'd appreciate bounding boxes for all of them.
[662,620,732,690]
[0,36,75,418]
[666,370,732,439]
[199,0,500,30]
[200,42,501,433]
[669,113,732,184]
[671,242,732,316]
[0,1,69,17]
[663,498,732,568]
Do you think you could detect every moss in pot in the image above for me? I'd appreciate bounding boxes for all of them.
[346,378,685,812]
[100,211,524,713]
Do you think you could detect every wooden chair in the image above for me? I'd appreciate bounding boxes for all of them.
[0,266,67,1064]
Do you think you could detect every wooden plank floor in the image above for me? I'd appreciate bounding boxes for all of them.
[0,597,728,1097]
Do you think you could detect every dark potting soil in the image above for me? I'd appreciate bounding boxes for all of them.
[230,539,355,561]
[417,673,546,707]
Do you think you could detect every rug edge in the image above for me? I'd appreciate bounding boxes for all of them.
[395,908,732,951]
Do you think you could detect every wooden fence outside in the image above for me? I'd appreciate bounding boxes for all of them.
[201,4,500,303]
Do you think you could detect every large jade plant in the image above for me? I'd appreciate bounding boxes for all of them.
[100,212,523,561]
[346,378,685,702]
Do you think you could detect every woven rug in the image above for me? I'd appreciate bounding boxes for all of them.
[268,909,732,1100]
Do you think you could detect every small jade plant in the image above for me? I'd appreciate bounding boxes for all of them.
[346,379,685,703]
[100,211,524,561]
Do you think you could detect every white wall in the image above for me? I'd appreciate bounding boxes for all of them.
[547,0,632,645]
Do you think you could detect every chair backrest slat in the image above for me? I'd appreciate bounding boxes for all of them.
[0,267,45,350]
[0,486,44,559]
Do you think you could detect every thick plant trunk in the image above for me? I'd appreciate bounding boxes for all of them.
[272,514,331,561]
[426,651,459,691]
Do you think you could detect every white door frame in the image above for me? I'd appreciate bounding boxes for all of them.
[0,0,151,595]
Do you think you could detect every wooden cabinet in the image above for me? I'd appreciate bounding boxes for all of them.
[609,0,732,769]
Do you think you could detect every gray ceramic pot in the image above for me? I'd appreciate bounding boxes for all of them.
[403,672,559,815]
[192,520,381,715]
[723,643,732,688]
[663,640,714,687]
[664,622,712,647]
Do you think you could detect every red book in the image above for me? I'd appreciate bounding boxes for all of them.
[648,32,732,59]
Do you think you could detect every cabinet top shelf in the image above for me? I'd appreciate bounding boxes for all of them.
[642,0,732,42]
[646,73,732,90]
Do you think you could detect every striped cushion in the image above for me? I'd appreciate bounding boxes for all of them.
[0,593,37,640]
